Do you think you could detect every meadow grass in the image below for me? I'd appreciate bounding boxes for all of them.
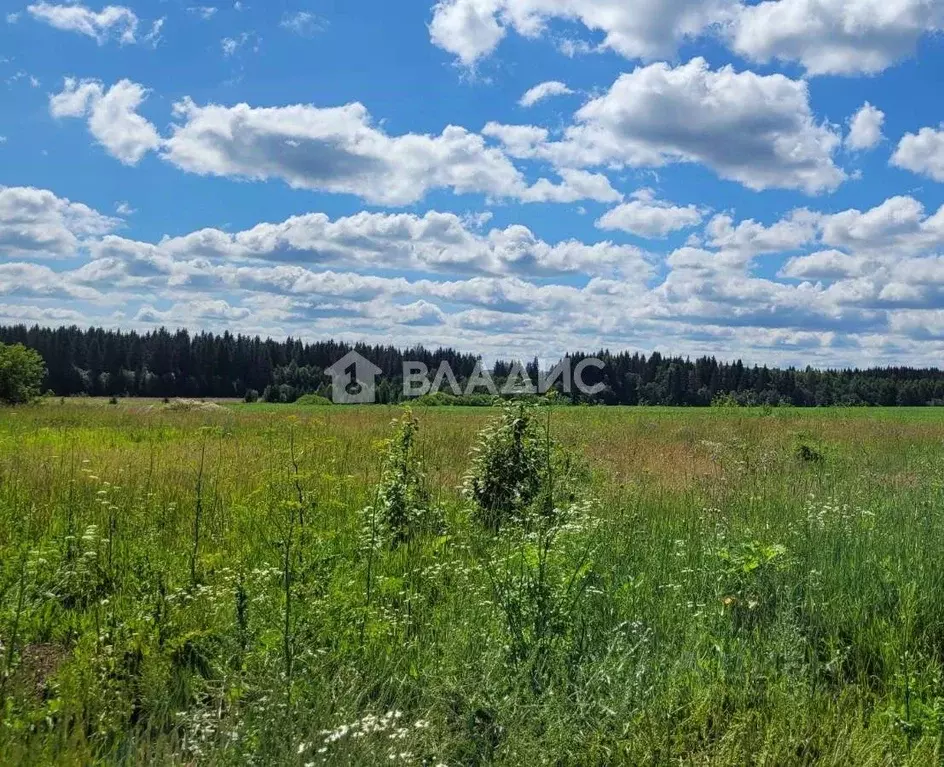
[2,401,944,764]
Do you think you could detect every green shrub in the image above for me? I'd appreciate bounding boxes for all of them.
[711,392,740,408]
[464,401,588,532]
[793,435,828,463]
[0,342,46,404]
[464,402,545,531]
[294,393,332,406]
[413,391,496,407]
[365,410,439,546]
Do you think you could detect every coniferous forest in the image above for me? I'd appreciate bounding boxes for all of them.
[4,323,944,406]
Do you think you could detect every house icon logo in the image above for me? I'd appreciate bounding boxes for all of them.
[325,351,382,404]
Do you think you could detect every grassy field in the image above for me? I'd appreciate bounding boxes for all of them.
[3,400,944,764]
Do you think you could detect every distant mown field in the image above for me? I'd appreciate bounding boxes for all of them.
[2,400,944,764]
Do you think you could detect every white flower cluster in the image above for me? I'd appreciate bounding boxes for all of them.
[296,711,436,764]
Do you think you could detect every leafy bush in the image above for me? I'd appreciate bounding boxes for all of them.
[464,402,546,531]
[0,342,46,404]
[262,384,298,403]
[711,392,741,408]
[464,401,589,532]
[793,434,828,463]
[243,388,259,403]
[365,411,439,546]
[413,391,496,407]
[294,393,332,406]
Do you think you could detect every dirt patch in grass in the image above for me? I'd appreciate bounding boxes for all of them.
[13,643,68,700]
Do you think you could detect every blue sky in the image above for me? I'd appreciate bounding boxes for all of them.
[3,0,944,366]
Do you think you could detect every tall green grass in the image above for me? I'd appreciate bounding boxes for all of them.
[1,401,944,764]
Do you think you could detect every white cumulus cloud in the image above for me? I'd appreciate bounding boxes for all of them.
[150,208,649,278]
[779,250,863,280]
[221,31,259,56]
[429,0,737,65]
[519,80,573,107]
[846,102,885,150]
[50,80,623,206]
[548,58,845,194]
[429,0,944,76]
[892,125,944,181]
[730,0,944,76]
[27,2,140,44]
[50,78,163,165]
[160,98,537,204]
[12,184,944,364]
[0,186,118,258]
[596,189,703,238]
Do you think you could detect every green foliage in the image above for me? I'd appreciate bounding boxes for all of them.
[0,342,46,404]
[795,442,825,462]
[463,401,589,532]
[412,391,496,407]
[294,393,332,406]
[366,410,439,546]
[463,402,547,531]
[243,388,259,403]
[715,540,790,630]
[793,434,828,463]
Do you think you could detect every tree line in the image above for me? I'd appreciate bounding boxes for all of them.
[4,323,944,406]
